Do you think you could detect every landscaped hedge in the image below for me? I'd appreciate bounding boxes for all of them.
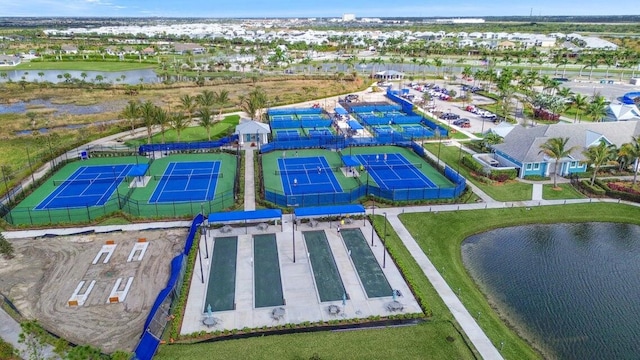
[595,179,640,202]
[580,180,606,196]
[461,155,516,182]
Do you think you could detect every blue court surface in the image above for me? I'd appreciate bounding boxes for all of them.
[35,165,133,210]
[278,156,342,196]
[356,153,436,190]
[276,130,301,140]
[149,161,221,203]
[402,125,433,137]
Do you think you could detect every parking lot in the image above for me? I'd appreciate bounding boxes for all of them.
[402,80,504,136]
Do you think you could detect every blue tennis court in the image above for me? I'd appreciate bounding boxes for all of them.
[402,125,433,137]
[35,165,133,210]
[270,115,296,121]
[278,156,342,195]
[308,129,333,137]
[356,153,436,189]
[149,161,221,203]
[276,130,301,140]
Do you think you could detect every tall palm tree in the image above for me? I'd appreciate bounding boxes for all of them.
[583,57,600,80]
[139,100,156,144]
[582,141,615,186]
[539,137,578,188]
[196,90,215,110]
[571,93,588,123]
[621,136,640,184]
[155,107,169,144]
[213,90,230,120]
[586,101,607,122]
[197,107,214,141]
[432,57,443,77]
[120,100,140,136]
[179,94,196,125]
[170,112,188,142]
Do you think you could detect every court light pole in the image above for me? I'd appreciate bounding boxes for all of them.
[201,203,209,259]
[112,166,122,209]
[370,197,375,246]
[383,212,387,268]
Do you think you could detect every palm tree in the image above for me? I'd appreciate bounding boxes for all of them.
[583,57,599,80]
[170,112,188,142]
[432,57,443,77]
[586,101,607,122]
[571,94,588,123]
[179,94,196,125]
[539,137,578,188]
[155,107,169,144]
[120,100,140,136]
[197,107,214,140]
[139,100,156,144]
[196,90,215,110]
[213,90,230,120]
[582,141,615,186]
[620,136,640,184]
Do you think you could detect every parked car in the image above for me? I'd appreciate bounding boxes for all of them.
[345,94,359,100]
[453,118,471,127]
[440,112,460,120]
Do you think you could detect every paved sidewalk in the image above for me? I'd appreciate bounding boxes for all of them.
[0,306,57,359]
[532,183,543,201]
[243,147,256,211]
[385,213,503,360]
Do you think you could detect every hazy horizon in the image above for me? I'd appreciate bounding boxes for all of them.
[4,0,639,18]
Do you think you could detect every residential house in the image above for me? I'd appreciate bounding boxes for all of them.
[61,45,78,54]
[605,104,640,122]
[173,43,206,55]
[492,122,640,178]
[0,55,20,66]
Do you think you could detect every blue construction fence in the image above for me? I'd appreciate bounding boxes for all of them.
[261,135,417,152]
[138,135,237,154]
[134,214,204,360]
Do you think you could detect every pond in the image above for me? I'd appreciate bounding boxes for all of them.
[462,223,640,359]
[0,69,159,85]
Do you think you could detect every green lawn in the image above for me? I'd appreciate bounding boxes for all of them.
[13,61,156,72]
[156,214,479,360]
[400,202,640,360]
[125,115,240,147]
[542,183,586,200]
[424,143,532,201]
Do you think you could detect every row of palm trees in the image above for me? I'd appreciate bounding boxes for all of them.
[540,136,640,188]
[120,89,230,144]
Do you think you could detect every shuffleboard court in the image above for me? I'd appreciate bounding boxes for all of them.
[341,228,393,298]
[253,234,284,308]
[149,161,220,203]
[303,230,345,302]
[205,236,237,312]
[35,164,133,210]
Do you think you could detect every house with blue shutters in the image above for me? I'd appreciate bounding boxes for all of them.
[491,121,640,178]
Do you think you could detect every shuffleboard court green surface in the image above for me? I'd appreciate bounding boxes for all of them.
[303,230,345,302]
[341,229,392,298]
[205,236,237,312]
[253,234,284,308]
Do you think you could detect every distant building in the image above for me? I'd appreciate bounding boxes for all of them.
[342,14,356,22]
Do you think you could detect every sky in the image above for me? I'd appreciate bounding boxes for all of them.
[3,0,639,18]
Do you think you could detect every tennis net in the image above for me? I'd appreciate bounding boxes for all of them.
[274,167,338,175]
[365,163,422,170]
[153,173,222,181]
[53,177,125,186]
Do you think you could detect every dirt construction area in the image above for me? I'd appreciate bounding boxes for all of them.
[0,228,187,353]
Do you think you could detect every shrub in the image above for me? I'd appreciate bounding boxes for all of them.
[0,233,14,260]
[580,180,606,196]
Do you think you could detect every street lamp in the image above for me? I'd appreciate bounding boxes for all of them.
[292,214,296,263]
[383,212,387,268]
[201,203,209,259]
[370,197,375,246]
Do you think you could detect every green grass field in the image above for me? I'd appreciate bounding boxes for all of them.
[400,203,640,359]
[424,143,532,201]
[125,115,240,147]
[542,183,586,200]
[13,61,156,71]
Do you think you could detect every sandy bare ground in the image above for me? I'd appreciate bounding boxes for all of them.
[0,228,188,353]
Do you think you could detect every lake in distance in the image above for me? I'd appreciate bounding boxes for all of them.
[462,222,640,360]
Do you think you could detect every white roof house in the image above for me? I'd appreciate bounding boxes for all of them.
[234,119,271,146]
[606,104,640,122]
